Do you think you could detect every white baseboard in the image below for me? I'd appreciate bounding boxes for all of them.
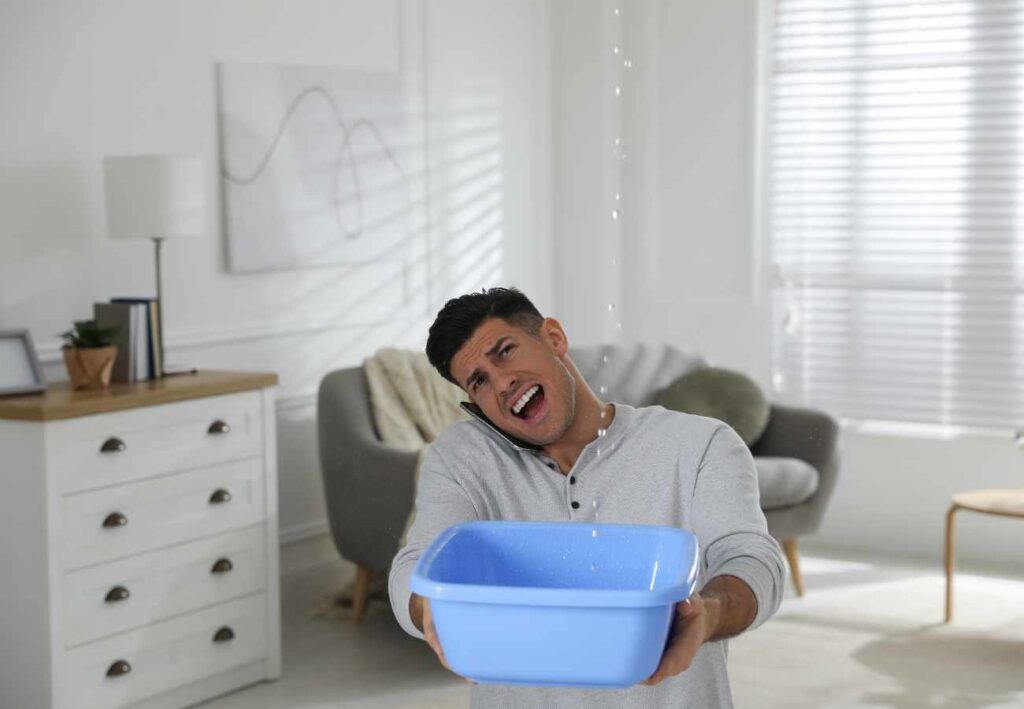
[279,518,330,545]
[278,525,350,577]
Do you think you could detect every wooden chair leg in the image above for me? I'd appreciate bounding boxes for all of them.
[782,538,805,597]
[351,564,374,625]
[945,505,958,623]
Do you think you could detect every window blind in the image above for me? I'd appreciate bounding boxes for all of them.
[768,0,1024,431]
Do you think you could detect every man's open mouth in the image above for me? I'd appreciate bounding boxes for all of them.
[511,384,545,421]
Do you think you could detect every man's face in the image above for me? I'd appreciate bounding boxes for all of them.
[450,317,577,447]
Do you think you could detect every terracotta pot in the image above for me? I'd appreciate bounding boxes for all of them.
[63,346,118,390]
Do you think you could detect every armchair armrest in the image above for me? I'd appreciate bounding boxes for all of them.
[751,404,839,474]
[750,403,841,535]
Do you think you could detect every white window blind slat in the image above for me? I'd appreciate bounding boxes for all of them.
[769,0,1024,430]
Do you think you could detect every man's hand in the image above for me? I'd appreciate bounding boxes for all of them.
[642,592,717,686]
[410,593,450,671]
[642,575,757,686]
[410,593,476,683]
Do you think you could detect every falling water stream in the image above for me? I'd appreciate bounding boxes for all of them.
[596,2,633,513]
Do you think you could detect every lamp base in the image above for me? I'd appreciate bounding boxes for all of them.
[162,365,199,377]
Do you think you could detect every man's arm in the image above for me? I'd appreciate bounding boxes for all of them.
[644,423,785,685]
[690,424,785,631]
[701,574,758,640]
[388,445,479,643]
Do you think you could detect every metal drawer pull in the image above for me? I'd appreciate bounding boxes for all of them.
[211,558,233,574]
[105,586,130,603]
[213,626,235,643]
[102,512,128,529]
[106,660,131,678]
[209,488,232,505]
[207,420,231,435]
[100,437,126,453]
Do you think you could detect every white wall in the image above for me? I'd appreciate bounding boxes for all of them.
[7,0,1021,573]
[551,0,770,376]
[550,0,624,346]
[555,0,1024,572]
[0,0,553,542]
[622,0,770,382]
[816,426,1024,570]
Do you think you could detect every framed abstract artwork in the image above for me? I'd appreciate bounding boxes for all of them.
[217,62,425,273]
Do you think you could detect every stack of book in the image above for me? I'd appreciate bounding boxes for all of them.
[93,298,162,381]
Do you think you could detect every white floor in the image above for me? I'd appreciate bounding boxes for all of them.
[196,546,1024,709]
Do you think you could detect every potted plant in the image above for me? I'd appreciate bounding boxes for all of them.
[60,320,119,390]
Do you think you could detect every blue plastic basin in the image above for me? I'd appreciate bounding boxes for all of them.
[410,520,700,688]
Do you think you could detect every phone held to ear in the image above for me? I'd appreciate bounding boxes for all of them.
[458,401,541,451]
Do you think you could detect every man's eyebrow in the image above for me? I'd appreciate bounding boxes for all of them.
[463,336,513,389]
[484,336,512,359]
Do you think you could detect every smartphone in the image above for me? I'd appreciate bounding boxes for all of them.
[459,401,541,450]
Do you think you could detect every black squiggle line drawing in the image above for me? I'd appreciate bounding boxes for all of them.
[222,84,407,241]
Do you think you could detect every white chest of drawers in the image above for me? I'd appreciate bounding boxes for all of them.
[0,371,281,709]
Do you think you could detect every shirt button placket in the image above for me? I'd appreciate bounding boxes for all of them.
[569,471,580,514]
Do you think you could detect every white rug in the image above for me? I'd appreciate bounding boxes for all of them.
[730,554,1024,708]
[198,551,1024,709]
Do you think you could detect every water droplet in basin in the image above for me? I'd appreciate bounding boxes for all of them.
[592,529,600,539]
[591,562,599,573]
[599,384,608,395]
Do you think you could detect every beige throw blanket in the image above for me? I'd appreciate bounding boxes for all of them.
[364,347,469,452]
[364,347,469,542]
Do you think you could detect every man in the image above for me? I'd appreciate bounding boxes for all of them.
[389,287,785,708]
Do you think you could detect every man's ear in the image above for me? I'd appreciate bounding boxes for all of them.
[539,318,569,356]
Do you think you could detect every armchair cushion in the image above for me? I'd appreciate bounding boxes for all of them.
[657,366,771,446]
[755,457,819,511]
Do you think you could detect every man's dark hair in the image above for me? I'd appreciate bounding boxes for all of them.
[426,287,544,385]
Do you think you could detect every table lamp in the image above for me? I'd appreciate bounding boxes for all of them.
[103,155,205,377]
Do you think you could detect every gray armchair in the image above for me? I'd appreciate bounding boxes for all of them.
[317,367,418,622]
[317,345,839,621]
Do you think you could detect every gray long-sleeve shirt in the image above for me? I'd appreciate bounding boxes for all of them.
[389,403,785,709]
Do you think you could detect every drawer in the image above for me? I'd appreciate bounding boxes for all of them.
[61,458,265,569]
[63,525,267,647]
[47,391,263,494]
[61,593,269,709]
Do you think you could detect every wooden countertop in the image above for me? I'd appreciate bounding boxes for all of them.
[0,370,278,422]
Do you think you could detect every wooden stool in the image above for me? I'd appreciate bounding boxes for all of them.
[944,488,1024,623]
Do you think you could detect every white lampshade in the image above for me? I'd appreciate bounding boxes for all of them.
[104,155,206,240]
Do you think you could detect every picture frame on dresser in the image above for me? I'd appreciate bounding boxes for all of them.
[0,329,46,396]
